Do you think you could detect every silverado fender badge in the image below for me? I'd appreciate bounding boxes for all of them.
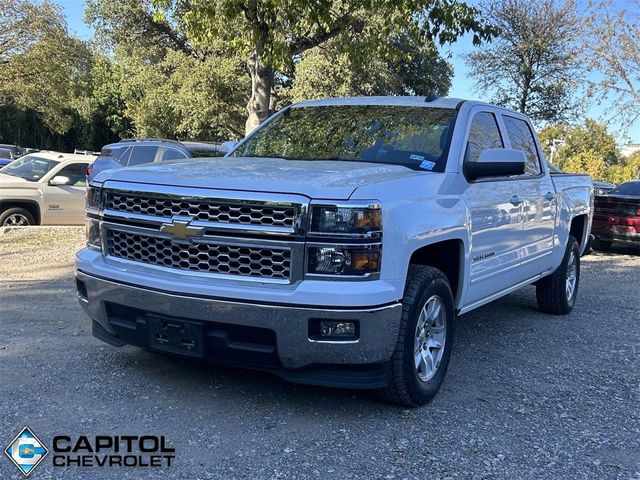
[160,216,205,241]
[473,251,496,262]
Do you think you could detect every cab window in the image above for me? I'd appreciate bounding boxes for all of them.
[127,146,159,166]
[503,116,541,176]
[160,148,188,161]
[464,112,504,163]
[56,163,88,186]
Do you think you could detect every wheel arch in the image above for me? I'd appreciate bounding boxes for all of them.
[569,214,589,253]
[0,200,42,225]
[407,238,465,307]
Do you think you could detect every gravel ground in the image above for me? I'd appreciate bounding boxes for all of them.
[1,227,638,480]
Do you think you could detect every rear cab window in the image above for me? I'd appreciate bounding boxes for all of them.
[503,115,542,176]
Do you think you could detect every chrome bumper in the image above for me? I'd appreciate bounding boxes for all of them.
[75,270,402,370]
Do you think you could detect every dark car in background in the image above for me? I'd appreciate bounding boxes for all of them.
[87,139,231,181]
[0,148,15,167]
[0,144,24,158]
[592,180,640,251]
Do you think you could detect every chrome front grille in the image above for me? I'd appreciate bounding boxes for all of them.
[107,230,291,280]
[107,193,296,228]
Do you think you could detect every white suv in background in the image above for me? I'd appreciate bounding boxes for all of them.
[0,151,97,226]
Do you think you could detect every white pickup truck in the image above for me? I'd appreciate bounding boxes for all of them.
[75,97,593,406]
[0,151,97,226]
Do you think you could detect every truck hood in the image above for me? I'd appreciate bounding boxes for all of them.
[95,157,423,199]
[0,173,31,189]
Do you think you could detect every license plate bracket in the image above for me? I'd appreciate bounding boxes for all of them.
[148,316,204,357]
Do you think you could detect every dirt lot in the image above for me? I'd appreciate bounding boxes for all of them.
[1,227,638,480]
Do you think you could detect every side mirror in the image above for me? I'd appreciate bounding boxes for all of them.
[465,148,526,180]
[49,175,72,186]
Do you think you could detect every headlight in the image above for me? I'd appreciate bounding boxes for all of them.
[86,186,101,211]
[85,217,101,250]
[307,244,381,276]
[309,203,381,237]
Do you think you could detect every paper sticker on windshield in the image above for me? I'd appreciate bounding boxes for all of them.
[410,154,425,161]
[419,160,435,171]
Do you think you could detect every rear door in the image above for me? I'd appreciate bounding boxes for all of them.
[463,108,525,305]
[42,162,90,225]
[502,115,556,277]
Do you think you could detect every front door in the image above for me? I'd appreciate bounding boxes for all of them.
[463,110,525,305]
[42,162,89,225]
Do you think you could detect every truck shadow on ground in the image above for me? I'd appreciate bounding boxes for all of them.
[1,254,637,416]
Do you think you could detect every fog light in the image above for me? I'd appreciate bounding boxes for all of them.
[321,321,356,336]
[309,319,359,341]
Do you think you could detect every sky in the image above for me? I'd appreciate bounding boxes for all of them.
[58,0,638,143]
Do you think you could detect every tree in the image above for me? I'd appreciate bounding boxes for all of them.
[584,0,640,132]
[169,0,495,134]
[537,119,638,182]
[0,0,95,134]
[465,0,583,123]
[287,28,453,103]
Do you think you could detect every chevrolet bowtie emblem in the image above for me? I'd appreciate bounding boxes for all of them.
[160,217,204,241]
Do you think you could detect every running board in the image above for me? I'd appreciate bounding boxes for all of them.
[458,274,542,315]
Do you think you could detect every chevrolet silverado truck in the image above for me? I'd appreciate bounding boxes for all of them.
[0,151,97,226]
[75,97,593,406]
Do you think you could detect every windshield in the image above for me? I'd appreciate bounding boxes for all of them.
[0,155,60,181]
[233,105,456,171]
[610,182,640,196]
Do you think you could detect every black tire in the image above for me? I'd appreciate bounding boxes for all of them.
[0,207,35,226]
[536,235,580,315]
[380,265,455,407]
[598,240,612,251]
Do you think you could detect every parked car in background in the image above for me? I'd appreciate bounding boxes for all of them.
[77,96,593,407]
[0,151,96,226]
[0,148,16,167]
[593,180,616,197]
[87,139,231,181]
[592,180,640,251]
[0,144,24,158]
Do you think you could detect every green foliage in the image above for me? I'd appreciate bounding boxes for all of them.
[117,50,248,140]
[466,0,583,123]
[286,31,453,103]
[538,119,639,182]
[177,0,495,71]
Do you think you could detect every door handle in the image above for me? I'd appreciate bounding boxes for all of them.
[544,192,556,201]
[510,195,524,206]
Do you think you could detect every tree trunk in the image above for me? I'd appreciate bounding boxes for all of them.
[245,50,273,135]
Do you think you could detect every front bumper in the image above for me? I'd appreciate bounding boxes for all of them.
[75,270,402,389]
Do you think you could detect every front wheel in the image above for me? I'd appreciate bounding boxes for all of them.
[0,207,35,227]
[536,235,580,315]
[380,265,455,407]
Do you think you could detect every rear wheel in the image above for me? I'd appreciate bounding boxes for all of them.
[0,208,35,227]
[380,265,455,407]
[536,235,580,315]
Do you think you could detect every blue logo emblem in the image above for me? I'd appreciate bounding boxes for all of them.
[4,427,49,477]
